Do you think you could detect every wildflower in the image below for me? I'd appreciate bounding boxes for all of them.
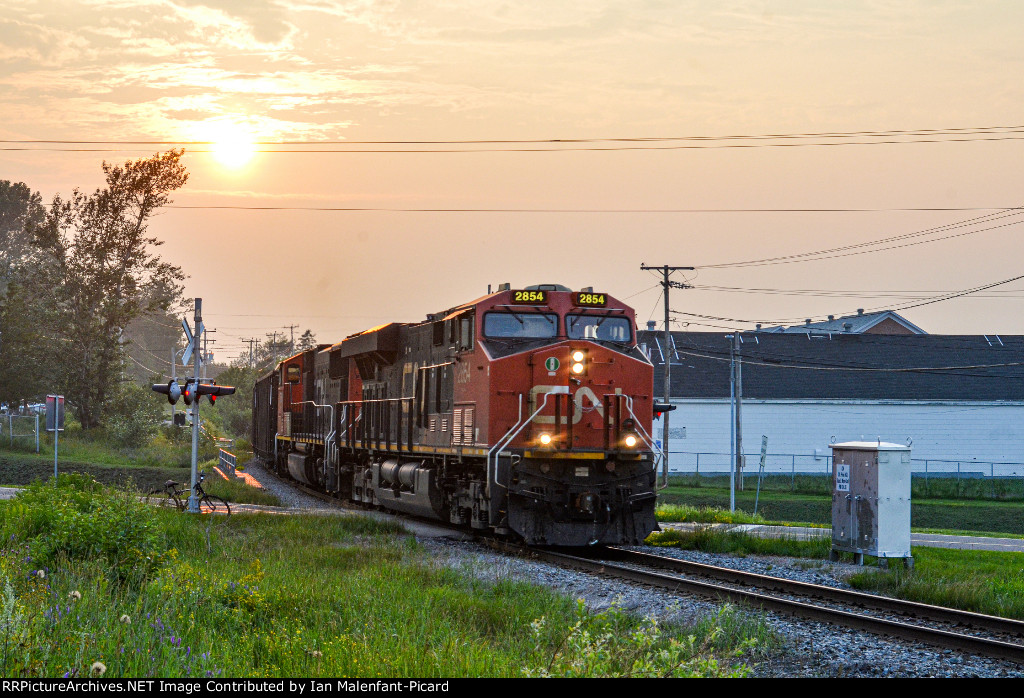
[68,591,81,601]
[35,569,45,579]
[119,614,131,625]
[90,662,106,677]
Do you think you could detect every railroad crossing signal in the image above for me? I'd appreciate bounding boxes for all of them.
[200,381,234,404]
[152,379,182,405]
[151,379,235,405]
[653,402,676,419]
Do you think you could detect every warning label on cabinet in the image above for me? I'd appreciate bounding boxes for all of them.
[836,463,850,492]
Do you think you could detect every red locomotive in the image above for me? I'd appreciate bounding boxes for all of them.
[252,283,659,545]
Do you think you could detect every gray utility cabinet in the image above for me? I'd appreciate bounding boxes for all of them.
[829,441,913,568]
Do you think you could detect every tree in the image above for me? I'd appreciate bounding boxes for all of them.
[296,328,317,352]
[255,332,292,371]
[33,150,188,429]
[0,181,45,293]
[0,181,50,407]
[209,365,259,440]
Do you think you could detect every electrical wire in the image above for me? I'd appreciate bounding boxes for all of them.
[4,123,1024,150]
[696,207,1024,269]
[158,204,1018,213]
[5,123,1024,144]
[667,345,1024,376]
[671,273,1024,326]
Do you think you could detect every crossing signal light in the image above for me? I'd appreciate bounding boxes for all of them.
[196,381,236,405]
[152,379,234,406]
[653,402,676,419]
[151,379,182,405]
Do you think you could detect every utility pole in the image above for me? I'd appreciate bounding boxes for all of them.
[266,331,279,367]
[202,329,217,381]
[736,332,744,492]
[640,264,694,487]
[243,338,258,369]
[188,298,203,513]
[285,324,299,355]
[728,331,745,511]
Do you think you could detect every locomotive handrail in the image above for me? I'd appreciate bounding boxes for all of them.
[295,400,335,485]
[338,398,412,451]
[619,394,666,487]
[487,387,570,497]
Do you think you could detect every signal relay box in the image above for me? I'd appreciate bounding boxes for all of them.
[829,441,913,568]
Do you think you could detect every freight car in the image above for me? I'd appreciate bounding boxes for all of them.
[252,283,660,545]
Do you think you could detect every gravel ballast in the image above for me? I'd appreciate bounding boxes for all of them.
[241,460,1024,678]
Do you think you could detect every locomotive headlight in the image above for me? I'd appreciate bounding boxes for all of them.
[572,350,585,362]
[623,433,638,449]
[539,433,553,445]
[572,362,585,374]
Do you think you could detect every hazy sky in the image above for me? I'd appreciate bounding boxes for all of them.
[3,1,1024,361]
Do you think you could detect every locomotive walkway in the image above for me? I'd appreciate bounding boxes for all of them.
[661,522,1024,553]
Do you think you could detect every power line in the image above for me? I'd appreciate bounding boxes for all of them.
[696,207,1024,269]
[159,205,1019,213]
[672,273,1024,326]
[688,284,1024,300]
[4,123,1023,146]
[670,345,1024,376]
[8,133,1024,154]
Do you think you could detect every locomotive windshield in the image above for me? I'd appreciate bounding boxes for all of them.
[483,312,558,339]
[566,313,632,343]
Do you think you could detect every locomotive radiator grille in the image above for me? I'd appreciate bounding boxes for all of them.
[452,406,475,445]
[453,408,463,443]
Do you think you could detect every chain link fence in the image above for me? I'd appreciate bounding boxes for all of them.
[667,450,1024,500]
[0,413,40,452]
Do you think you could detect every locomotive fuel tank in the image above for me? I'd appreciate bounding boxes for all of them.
[369,459,446,519]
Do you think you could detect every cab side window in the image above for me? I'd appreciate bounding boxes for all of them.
[458,315,475,351]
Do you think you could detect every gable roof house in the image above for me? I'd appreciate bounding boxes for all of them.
[757,308,926,335]
[637,330,1024,478]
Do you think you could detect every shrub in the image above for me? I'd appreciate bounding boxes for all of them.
[106,382,165,448]
[0,473,169,584]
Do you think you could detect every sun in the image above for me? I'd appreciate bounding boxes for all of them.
[206,123,257,170]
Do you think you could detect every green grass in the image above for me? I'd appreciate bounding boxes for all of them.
[659,484,1024,536]
[0,478,772,678]
[200,473,280,507]
[0,451,190,493]
[656,503,768,525]
[650,505,1024,622]
[4,428,217,470]
[848,547,1024,620]
[646,527,833,559]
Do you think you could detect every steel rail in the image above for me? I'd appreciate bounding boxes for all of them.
[251,460,1024,663]
[603,547,1024,638]
[521,546,1024,663]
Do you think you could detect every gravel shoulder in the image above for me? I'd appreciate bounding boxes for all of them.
[239,459,1024,678]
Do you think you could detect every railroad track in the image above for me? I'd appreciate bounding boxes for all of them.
[516,545,1024,663]
[253,460,1024,664]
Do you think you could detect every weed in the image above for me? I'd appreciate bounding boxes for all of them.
[646,527,832,559]
[524,600,758,677]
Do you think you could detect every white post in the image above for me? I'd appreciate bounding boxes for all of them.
[188,298,202,513]
[729,334,736,512]
[34,414,39,453]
